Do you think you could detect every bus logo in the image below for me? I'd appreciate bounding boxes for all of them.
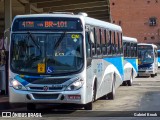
[43,86,49,91]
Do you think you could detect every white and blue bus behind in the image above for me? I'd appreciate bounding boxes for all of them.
[9,13,123,110]
[158,50,160,67]
[138,43,158,77]
[122,36,138,86]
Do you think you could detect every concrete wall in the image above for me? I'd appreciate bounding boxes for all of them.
[110,0,160,46]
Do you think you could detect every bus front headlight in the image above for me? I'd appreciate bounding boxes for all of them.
[11,79,27,90]
[66,79,84,91]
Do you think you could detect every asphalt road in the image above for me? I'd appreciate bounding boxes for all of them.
[1,69,160,120]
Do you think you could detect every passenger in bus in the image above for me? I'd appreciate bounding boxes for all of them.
[145,51,152,58]
[66,46,76,55]
[65,45,81,57]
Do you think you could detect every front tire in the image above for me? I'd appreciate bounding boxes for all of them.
[127,74,133,86]
[151,74,155,78]
[155,73,157,76]
[84,102,92,110]
[122,81,127,86]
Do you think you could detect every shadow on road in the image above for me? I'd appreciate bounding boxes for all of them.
[136,76,150,78]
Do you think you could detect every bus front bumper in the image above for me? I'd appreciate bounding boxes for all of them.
[138,70,153,76]
[158,62,160,67]
[9,87,85,104]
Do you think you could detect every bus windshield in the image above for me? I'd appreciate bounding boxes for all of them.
[138,46,154,64]
[10,33,83,75]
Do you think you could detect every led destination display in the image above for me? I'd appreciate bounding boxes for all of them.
[12,17,82,31]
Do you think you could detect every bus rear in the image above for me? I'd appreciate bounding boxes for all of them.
[9,14,86,110]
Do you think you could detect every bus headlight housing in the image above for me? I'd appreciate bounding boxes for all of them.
[66,78,84,91]
[11,79,27,90]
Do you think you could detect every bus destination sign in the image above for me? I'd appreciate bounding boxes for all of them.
[19,21,76,30]
[12,17,82,31]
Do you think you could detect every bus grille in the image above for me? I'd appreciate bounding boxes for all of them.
[24,78,69,84]
[32,93,59,99]
[29,86,63,91]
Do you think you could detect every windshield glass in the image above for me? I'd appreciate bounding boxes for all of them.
[138,46,154,64]
[11,33,83,75]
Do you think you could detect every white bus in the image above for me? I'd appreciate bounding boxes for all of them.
[122,36,138,86]
[9,13,124,110]
[138,43,158,77]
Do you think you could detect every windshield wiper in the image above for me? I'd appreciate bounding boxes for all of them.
[54,32,67,50]
[27,31,42,54]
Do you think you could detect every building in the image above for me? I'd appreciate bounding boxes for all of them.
[110,0,160,47]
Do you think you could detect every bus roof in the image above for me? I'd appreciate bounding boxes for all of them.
[12,13,122,32]
[122,36,137,43]
[138,43,157,48]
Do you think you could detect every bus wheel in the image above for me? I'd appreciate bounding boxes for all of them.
[107,77,115,100]
[84,102,92,110]
[92,83,96,102]
[122,81,127,86]
[151,74,155,78]
[127,74,133,86]
[27,103,36,110]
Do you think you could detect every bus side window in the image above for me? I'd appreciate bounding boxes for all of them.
[115,32,119,54]
[105,30,109,55]
[96,28,101,56]
[127,42,131,57]
[85,32,91,58]
[119,33,123,54]
[133,43,135,57]
[117,32,120,54]
[126,42,128,57]
[131,43,134,57]
[123,42,127,57]
[134,43,138,57]
[111,31,115,55]
[92,28,96,57]
[133,43,136,57]
[102,29,106,55]
[107,31,112,55]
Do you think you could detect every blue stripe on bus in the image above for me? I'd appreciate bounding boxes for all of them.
[124,58,138,72]
[14,75,29,86]
[103,57,124,78]
[24,75,44,79]
[158,50,160,62]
